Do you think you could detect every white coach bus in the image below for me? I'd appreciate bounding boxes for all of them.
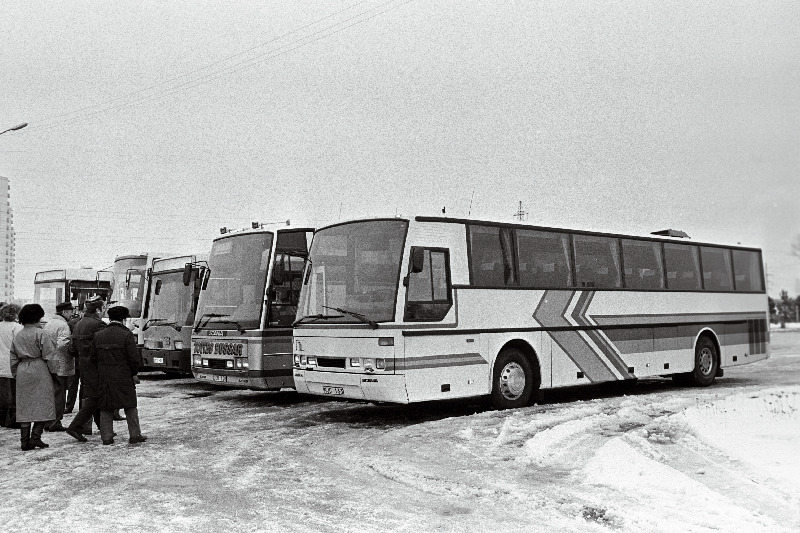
[292,216,769,409]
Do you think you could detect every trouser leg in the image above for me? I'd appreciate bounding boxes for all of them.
[31,421,46,439]
[53,376,67,422]
[20,423,31,450]
[67,396,97,433]
[99,410,114,442]
[66,369,80,412]
[124,407,142,438]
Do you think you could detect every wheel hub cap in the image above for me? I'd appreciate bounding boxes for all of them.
[500,362,526,400]
[699,347,713,375]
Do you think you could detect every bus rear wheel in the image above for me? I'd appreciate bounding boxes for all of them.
[683,335,719,387]
[490,348,535,410]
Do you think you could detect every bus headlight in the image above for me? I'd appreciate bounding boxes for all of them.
[234,358,249,369]
[174,341,184,350]
[350,358,361,367]
[294,354,301,365]
[202,359,209,367]
[300,355,307,365]
[193,355,202,366]
[363,358,374,370]
[226,360,234,369]
[375,358,386,370]
[306,356,317,367]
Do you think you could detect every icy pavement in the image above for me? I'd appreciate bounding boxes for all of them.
[1,334,799,532]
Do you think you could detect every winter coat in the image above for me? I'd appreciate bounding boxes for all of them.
[72,313,106,399]
[43,314,75,377]
[10,324,57,423]
[92,322,139,410]
[0,321,23,378]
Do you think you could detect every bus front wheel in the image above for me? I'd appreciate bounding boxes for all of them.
[490,348,534,409]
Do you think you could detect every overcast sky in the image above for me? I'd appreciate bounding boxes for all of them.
[1,1,798,299]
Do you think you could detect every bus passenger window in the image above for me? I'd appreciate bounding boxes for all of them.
[621,239,665,290]
[573,235,621,289]
[732,249,763,291]
[664,243,701,290]
[700,247,733,291]
[405,248,452,322]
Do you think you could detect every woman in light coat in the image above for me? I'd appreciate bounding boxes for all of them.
[0,303,23,428]
[10,304,58,450]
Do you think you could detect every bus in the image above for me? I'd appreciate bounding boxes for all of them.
[191,224,313,389]
[141,254,208,374]
[33,268,113,321]
[110,253,162,359]
[291,216,769,409]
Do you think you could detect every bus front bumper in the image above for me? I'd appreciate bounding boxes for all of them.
[294,369,409,403]
[192,367,294,390]
[142,348,191,374]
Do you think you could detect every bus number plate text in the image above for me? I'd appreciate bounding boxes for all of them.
[213,375,227,383]
[322,386,344,395]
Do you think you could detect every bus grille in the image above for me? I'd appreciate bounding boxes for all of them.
[316,357,346,369]
[207,359,229,370]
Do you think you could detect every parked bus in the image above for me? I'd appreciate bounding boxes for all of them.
[191,224,313,389]
[110,253,162,359]
[292,216,769,409]
[33,268,113,321]
[141,254,208,374]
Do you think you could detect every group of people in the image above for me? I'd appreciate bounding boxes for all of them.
[0,297,147,450]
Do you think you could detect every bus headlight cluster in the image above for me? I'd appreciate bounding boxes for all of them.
[202,359,209,367]
[234,358,249,369]
[226,360,234,369]
[174,341,184,350]
[294,355,317,367]
[193,354,202,366]
[349,358,386,370]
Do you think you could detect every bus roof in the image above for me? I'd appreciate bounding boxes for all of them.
[151,253,210,273]
[212,226,314,243]
[34,268,114,283]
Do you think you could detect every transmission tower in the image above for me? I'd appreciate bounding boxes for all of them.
[513,201,528,221]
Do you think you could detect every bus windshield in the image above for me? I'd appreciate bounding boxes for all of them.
[149,271,196,327]
[112,257,148,318]
[297,220,407,324]
[34,281,66,316]
[195,232,274,331]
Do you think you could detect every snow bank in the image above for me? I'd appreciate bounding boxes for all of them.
[681,387,800,497]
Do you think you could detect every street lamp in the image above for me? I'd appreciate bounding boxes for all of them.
[0,123,28,136]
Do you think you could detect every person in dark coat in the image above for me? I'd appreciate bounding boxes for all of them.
[93,305,146,445]
[64,309,81,413]
[65,296,107,442]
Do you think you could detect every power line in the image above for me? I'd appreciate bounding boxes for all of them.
[28,0,416,133]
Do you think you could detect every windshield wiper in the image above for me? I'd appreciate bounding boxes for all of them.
[193,313,244,333]
[322,306,378,329]
[143,318,180,331]
[292,313,344,327]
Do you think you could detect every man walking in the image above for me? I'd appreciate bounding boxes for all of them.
[93,305,146,445]
[43,301,76,432]
[64,308,81,413]
[65,296,106,442]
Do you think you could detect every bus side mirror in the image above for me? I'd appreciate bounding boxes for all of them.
[125,271,131,288]
[201,269,210,290]
[182,263,192,286]
[410,248,425,273]
[154,279,162,295]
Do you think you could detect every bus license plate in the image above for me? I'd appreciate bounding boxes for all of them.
[153,357,164,364]
[213,375,227,383]
[322,386,344,395]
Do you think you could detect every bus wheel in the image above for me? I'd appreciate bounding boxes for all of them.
[490,348,534,409]
[689,335,719,387]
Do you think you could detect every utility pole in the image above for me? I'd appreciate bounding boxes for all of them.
[513,201,528,221]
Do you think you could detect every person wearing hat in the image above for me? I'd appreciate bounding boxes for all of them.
[42,301,77,432]
[92,305,146,445]
[65,296,107,441]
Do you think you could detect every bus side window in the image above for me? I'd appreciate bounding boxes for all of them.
[268,253,307,326]
[404,248,452,322]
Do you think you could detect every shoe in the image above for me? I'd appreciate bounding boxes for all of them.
[128,435,148,444]
[46,422,67,432]
[29,437,49,448]
[66,428,88,442]
[113,414,126,421]
[102,438,114,445]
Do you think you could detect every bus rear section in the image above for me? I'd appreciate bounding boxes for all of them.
[141,254,207,374]
[190,225,312,390]
[293,216,770,408]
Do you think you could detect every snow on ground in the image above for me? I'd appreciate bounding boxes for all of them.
[1,333,799,532]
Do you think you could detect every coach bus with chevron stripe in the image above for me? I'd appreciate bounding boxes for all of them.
[291,216,769,409]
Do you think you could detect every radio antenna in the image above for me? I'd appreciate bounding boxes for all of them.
[468,189,475,217]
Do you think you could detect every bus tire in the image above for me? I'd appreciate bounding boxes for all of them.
[688,335,719,387]
[490,348,534,410]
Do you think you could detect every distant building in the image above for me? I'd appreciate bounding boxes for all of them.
[0,177,15,302]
